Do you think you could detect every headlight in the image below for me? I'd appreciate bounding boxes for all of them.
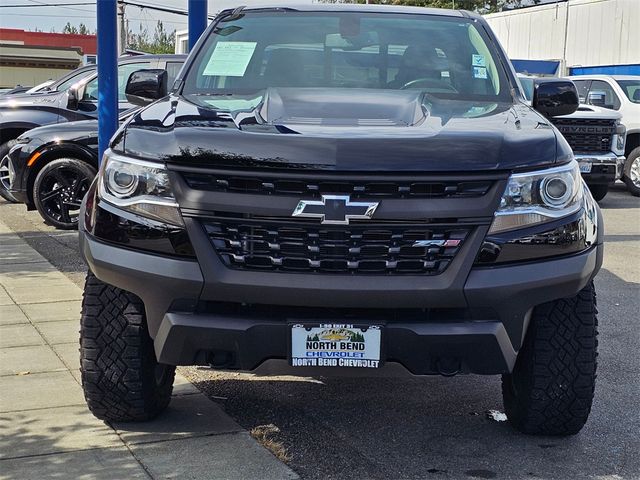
[97,150,183,226]
[489,161,583,234]
[613,121,626,155]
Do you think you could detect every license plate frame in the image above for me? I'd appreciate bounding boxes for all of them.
[289,323,383,369]
[579,162,593,173]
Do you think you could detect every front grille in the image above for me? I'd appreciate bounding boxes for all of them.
[202,218,470,275]
[183,172,493,199]
[551,118,616,153]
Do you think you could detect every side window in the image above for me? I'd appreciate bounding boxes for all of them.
[588,80,621,110]
[82,77,98,101]
[81,62,151,102]
[572,80,591,103]
[165,62,184,88]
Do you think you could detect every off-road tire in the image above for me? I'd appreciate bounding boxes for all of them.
[623,147,640,197]
[81,271,175,422]
[0,140,19,203]
[502,282,598,436]
[587,184,608,202]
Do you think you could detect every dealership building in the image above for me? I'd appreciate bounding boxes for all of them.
[0,29,96,88]
[485,0,639,76]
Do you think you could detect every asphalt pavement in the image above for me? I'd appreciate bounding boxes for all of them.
[1,184,638,480]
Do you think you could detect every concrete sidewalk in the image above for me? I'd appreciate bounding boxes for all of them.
[0,219,297,480]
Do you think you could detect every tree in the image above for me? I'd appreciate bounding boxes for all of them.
[318,0,542,14]
[61,22,95,35]
[127,21,176,54]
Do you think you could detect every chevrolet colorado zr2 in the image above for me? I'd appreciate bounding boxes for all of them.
[78,5,602,436]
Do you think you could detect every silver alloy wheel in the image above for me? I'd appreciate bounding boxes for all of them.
[631,155,640,188]
[0,155,11,191]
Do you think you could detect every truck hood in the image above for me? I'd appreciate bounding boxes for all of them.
[558,104,622,120]
[120,90,563,172]
[0,90,63,110]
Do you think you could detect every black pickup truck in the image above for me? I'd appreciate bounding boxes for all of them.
[0,55,186,202]
[78,5,602,436]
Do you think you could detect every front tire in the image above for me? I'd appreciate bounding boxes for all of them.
[502,282,598,436]
[33,158,97,229]
[588,184,608,202]
[0,140,19,203]
[81,272,175,422]
[623,147,640,197]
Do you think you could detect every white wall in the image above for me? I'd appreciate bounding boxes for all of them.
[485,0,640,73]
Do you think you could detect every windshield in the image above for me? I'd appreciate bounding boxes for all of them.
[518,76,534,101]
[53,68,96,92]
[183,11,512,109]
[616,80,640,103]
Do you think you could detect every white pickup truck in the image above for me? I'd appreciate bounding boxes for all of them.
[569,75,640,197]
[519,75,626,201]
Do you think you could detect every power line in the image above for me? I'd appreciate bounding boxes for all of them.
[0,2,95,7]
[26,0,94,13]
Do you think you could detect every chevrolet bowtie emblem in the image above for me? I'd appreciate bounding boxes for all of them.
[292,195,379,225]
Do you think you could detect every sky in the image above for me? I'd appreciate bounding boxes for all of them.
[0,0,559,34]
[0,0,313,34]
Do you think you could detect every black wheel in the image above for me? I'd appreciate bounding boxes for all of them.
[588,184,608,202]
[623,147,640,197]
[502,282,598,436]
[33,158,96,229]
[0,140,19,203]
[81,271,175,422]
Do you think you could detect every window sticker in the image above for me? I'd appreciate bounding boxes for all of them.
[473,66,488,79]
[203,41,257,77]
[472,54,486,67]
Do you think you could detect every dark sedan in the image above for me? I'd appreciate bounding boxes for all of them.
[6,109,137,229]
[0,54,186,202]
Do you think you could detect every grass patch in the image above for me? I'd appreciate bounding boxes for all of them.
[249,424,291,463]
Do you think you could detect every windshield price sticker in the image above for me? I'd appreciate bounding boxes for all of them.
[472,54,486,67]
[473,66,488,79]
[291,324,382,368]
[203,41,257,77]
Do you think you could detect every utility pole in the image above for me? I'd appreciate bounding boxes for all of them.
[117,1,126,55]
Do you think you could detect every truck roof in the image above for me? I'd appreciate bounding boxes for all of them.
[568,74,640,81]
[219,4,470,19]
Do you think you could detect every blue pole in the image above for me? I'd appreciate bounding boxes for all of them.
[97,0,118,164]
[188,0,208,52]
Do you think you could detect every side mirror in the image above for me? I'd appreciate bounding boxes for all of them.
[587,91,606,107]
[532,79,579,118]
[67,84,81,110]
[125,69,168,106]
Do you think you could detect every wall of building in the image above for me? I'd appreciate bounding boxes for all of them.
[0,44,83,88]
[0,28,97,55]
[0,65,72,88]
[485,0,640,75]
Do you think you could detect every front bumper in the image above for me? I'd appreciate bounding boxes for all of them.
[6,142,30,204]
[575,153,625,184]
[79,227,603,376]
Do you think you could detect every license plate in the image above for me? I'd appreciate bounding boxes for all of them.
[579,162,592,173]
[290,323,382,369]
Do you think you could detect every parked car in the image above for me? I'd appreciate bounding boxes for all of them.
[518,74,626,201]
[0,86,32,96]
[6,109,139,229]
[79,5,602,436]
[0,54,186,202]
[569,75,640,196]
[25,80,56,94]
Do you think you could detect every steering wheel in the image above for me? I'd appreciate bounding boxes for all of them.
[400,78,457,92]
